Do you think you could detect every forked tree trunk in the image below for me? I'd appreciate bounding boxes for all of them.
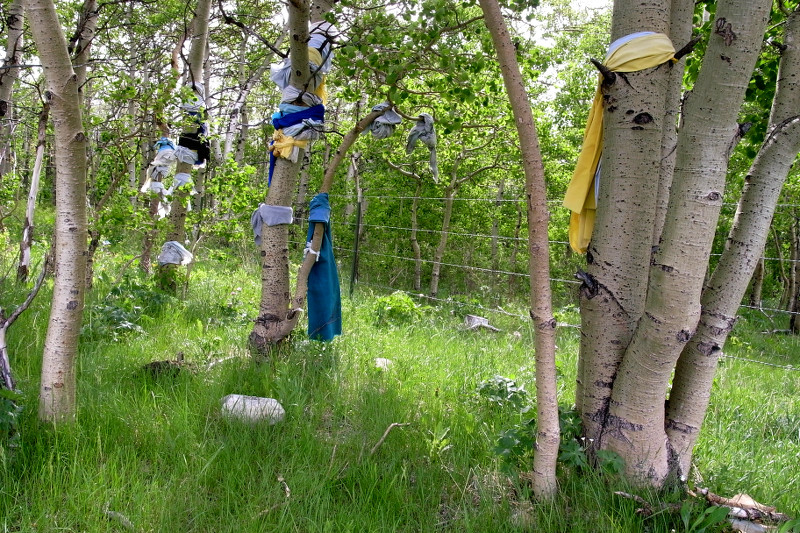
[27,0,89,423]
[576,0,673,443]
[581,0,772,485]
[479,0,559,498]
[429,186,455,298]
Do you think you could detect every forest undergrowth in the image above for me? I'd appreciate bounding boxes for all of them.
[0,242,798,532]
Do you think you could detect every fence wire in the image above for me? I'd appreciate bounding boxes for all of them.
[284,194,800,373]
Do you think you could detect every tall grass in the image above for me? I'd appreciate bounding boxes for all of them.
[0,246,798,532]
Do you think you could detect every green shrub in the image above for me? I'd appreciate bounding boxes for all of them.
[373,291,424,326]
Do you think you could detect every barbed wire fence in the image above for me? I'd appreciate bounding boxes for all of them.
[291,192,800,372]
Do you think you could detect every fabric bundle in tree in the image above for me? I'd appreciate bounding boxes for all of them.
[406,113,439,181]
[157,241,193,266]
[306,193,341,341]
[270,21,339,103]
[268,104,326,185]
[369,102,402,139]
[563,32,676,254]
[177,83,210,165]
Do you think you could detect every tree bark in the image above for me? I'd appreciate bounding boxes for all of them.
[17,102,50,283]
[577,0,673,447]
[167,0,212,246]
[27,0,89,423]
[0,0,24,177]
[479,0,559,498]
[667,5,800,467]
[601,0,772,484]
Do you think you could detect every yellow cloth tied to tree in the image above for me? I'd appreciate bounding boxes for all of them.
[563,32,676,254]
[271,130,308,160]
[308,48,328,104]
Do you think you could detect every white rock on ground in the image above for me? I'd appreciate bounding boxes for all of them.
[220,394,285,424]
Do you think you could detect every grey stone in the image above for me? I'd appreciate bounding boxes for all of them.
[221,394,285,424]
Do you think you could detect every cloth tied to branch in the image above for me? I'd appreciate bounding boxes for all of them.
[250,204,294,245]
[306,193,341,341]
[270,22,338,105]
[369,102,402,139]
[563,31,676,254]
[141,139,177,191]
[268,104,326,186]
[406,113,439,181]
[157,241,193,266]
[177,82,211,165]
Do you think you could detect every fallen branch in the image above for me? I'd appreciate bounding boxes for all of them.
[689,488,792,524]
[369,423,410,456]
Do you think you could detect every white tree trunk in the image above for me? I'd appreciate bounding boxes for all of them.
[599,0,772,483]
[17,102,49,282]
[0,0,24,176]
[27,0,89,423]
[666,7,800,476]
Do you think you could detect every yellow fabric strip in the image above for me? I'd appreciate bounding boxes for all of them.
[271,130,308,159]
[563,32,675,254]
[308,48,328,104]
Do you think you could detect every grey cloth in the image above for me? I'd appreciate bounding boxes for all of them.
[269,21,338,91]
[406,113,439,181]
[369,103,402,139]
[282,119,325,140]
[280,86,323,107]
[157,241,193,266]
[251,204,294,245]
[174,145,198,165]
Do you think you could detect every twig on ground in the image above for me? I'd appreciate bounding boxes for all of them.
[369,422,410,456]
[103,503,135,531]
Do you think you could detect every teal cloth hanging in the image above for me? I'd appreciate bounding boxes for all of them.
[306,193,342,341]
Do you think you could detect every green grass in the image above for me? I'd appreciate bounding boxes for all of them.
[1,246,798,532]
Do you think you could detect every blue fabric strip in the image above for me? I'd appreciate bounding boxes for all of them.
[306,193,341,341]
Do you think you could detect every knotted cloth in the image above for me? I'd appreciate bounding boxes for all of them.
[563,32,676,254]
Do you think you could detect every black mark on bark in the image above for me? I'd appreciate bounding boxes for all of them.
[66,300,79,310]
[676,329,692,343]
[633,112,653,125]
[646,312,662,325]
[576,269,598,299]
[720,55,731,63]
[665,418,698,435]
[696,341,721,356]
[705,191,721,201]
[603,415,643,445]
[715,18,737,46]
[631,126,644,130]
[626,109,634,115]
